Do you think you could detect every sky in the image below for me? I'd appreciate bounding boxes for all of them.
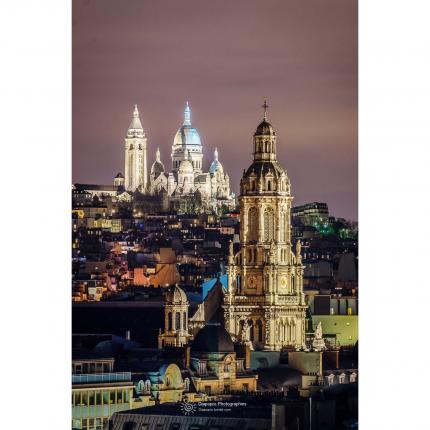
[73,0,357,221]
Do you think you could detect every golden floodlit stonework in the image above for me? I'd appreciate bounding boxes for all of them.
[223,103,307,351]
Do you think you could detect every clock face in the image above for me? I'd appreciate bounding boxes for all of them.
[247,275,257,288]
[280,276,288,289]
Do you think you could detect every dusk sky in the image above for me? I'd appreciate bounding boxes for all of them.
[73,0,357,220]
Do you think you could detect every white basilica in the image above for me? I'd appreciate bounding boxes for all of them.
[122,102,235,213]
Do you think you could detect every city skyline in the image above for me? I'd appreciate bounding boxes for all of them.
[73,0,357,220]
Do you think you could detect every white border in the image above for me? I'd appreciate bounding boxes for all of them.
[1,1,430,428]
[0,0,71,428]
[360,0,430,428]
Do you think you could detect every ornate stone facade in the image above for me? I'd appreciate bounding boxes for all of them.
[223,103,307,351]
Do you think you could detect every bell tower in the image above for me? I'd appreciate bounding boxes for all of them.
[223,100,307,351]
[124,105,148,192]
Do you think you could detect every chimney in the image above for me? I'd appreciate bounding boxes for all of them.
[125,330,131,341]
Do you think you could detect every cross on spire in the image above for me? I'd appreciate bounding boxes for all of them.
[262,97,269,120]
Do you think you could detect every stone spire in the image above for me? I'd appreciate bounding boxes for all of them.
[156,147,161,162]
[128,104,144,133]
[183,101,191,126]
[214,147,219,161]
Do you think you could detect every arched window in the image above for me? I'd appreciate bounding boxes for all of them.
[175,312,181,330]
[267,181,272,191]
[248,207,258,242]
[257,320,263,342]
[183,312,187,330]
[167,312,172,331]
[279,211,284,242]
[249,320,254,341]
[284,212,289,242]
[136,380,145,395]
[144,380,151,393]
[264,207,274,242]
[239,320,244,337]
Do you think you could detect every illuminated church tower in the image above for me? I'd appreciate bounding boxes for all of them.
[223,100,307,351]
[124,105,148,191]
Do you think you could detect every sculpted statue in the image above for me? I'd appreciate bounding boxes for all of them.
[312,321,326,351]
[315,321,323,339]
[241,320,249,342]
[268,239,276,264]
[295,240,302,258]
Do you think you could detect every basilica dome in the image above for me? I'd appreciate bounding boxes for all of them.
[191,323,234,354]
[172,102,202,149]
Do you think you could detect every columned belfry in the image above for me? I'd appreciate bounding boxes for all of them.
[158,286,191,348]
[223,100,307,351]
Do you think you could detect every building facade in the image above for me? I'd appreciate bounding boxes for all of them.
[292,202,329,226]
[189,324,258,396]
[72,356,134,430]
[223,104,307,351]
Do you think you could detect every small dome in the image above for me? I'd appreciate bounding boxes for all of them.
[151,160,165,176]
[165,286,188,304]
[115,172,124,179]
[179,159,194,174]
[191,323,234,353]
[254,120,275,136]
[209,147,223,174]
[244,160,285,180]
[151,148,165,176]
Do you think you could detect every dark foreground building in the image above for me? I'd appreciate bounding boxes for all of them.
[107,383,358,430]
